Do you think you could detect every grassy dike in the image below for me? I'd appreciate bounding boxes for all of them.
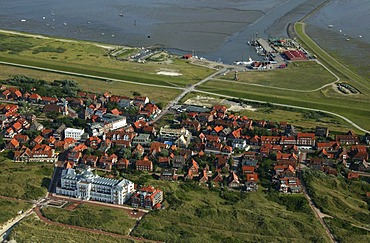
[294,22,370,95]
[0,30,214,87]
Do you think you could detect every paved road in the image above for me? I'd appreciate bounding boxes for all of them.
[0,197,48,241]
[149,67,227,124]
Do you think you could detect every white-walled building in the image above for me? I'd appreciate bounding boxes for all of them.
[102,114,127,131]
[64,128,85,141]
[56,168,134,205]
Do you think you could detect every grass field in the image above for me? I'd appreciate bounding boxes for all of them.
[0,31,214,87]
[236,107,361,134]
[220,61,336,90]
[0,64,181,106]
[294,22,370,95]
[7,216,134,243]
[128,178,330,243]
[198,80,370,132]
[0,152,54,200]
[302,170,370,242]
[0,198,31,225]
[41,204,137,235]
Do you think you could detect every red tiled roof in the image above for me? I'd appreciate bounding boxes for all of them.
[111,108,121,115]
[246,173,258,182]
[12,122,22,131]
[297,133,315,139]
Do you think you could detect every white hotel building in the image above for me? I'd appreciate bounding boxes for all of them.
[64,127,85,141]
[56,168,134,205]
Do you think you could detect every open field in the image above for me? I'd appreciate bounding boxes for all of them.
[302,170,370,243]
[7,215,135,243]
[0,198,31,225]
[294,22,370,95]
[180,93,361,134]
[131,182,330,242]
[0,152,54,200]
[0,31,214,87]
[198,80,370,132]
[221,61,336,90]
[236,107,361,134]
[0,64,181,106]
[41,204,137,235]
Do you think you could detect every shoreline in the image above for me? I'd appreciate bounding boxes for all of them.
[0,28,122,50]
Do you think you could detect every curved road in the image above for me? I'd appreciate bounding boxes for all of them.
[213,60,340,93]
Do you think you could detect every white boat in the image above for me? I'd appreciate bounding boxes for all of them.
[328,24,333,28]
[20,19,26,22]
[234,57,255,66]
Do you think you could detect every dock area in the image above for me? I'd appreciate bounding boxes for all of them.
[256,38,274,53]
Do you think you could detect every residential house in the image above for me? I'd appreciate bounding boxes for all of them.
[199,170,209,184]
[82,155,99,167]
[245,173,258,192]
[6,138,19,150]
[296,133,315,147]
[160,168,178,181]
[132,133,151,146]
[158,157,171,167]
[172,155,186,169]
[13,147,57,163]
[232,139,247,150]
[43,104,62,114]
[14,134,29,144]
[315,126,329,137]
[228,172,240,188]
[188,159,199,174]
[336,133,359,145]
[136,157,153,172]
[99,154,118,170]
[130,186,163,210]
[116,158,130,169]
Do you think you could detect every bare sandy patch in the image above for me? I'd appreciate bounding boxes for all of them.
[156,70,182,76]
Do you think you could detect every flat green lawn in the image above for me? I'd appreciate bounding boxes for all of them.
[0,31,214,87]
[7,216,134,243]
[130,182,330,243]
[0,198,31,225]
[198,80,370,132]
[41,204,137,235]
[221,61,336,90]
[0,152,53,200]
[302,170,370,243]
[0,64,181,106]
